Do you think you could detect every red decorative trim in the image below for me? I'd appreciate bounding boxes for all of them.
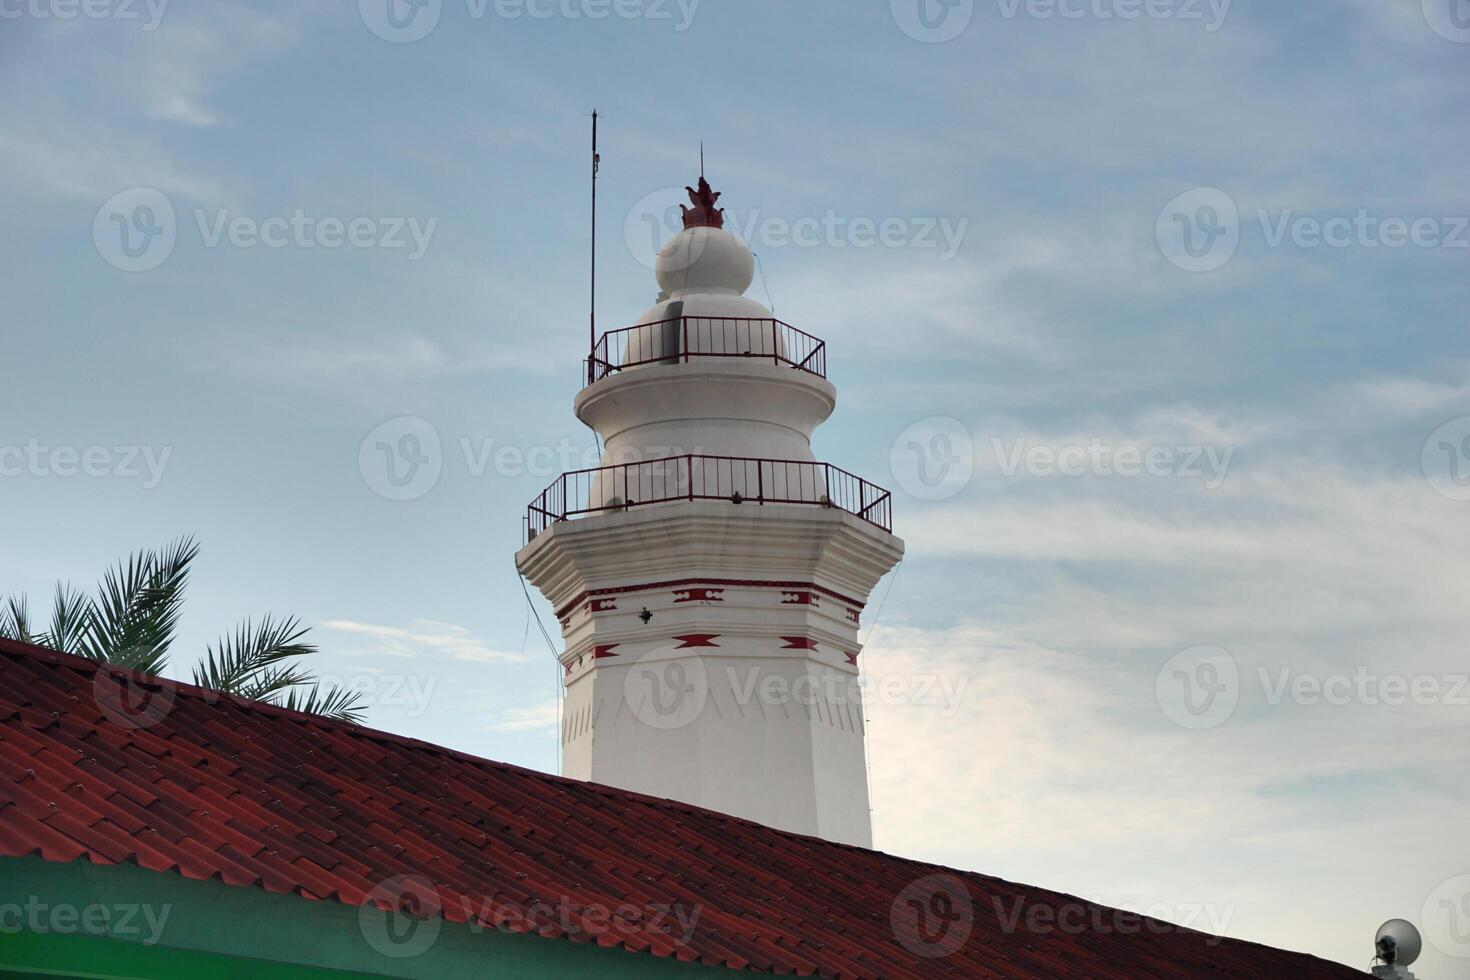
[780,590,820,607]
[680,176,726,230]
[588,598,618,613]
[846,608,861,624]
[593,644,620,659]
[673,634,720,648]
[780,636,818,650]
[555,579,865,621]
[673,587,725,604]
[844,651,859,666]
[564,662,574,675]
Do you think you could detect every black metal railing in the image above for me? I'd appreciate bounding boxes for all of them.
[586,316,826,386]
[526,454,892,539]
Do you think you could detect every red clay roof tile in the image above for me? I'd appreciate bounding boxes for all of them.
[0,637,1358,979]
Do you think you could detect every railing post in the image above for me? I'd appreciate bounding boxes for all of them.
[623,466,629,510]
[771,319,779,367]
[686,454,694,501]
[757,460,764,505]
[682,317,689,364]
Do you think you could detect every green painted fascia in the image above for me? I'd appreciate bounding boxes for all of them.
[0,929,383,979]
[0,856,723,979]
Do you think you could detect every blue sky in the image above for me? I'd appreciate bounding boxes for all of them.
[4,0,1469,972]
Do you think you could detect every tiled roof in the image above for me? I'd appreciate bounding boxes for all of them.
[0,638,1356,979]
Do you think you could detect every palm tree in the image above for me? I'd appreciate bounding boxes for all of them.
[0,537,365,722]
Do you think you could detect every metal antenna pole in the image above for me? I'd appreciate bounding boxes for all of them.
[589,110,600,384]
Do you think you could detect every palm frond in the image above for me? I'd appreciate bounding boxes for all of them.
[1,595,32,643]
[193,615,315,694]
[81,536,198,673]
[233,663,319,702]
[195,614,368,723]
[43,583,94,654]
[191,617,314,693]
[276,683,369,724]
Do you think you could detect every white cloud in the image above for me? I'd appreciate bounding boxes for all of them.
[322,618,527,664]
[865,370,1470,968]
[489,699,561,733]
[110,6,297,128]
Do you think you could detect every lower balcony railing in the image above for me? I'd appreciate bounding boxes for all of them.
[525,454,893,539]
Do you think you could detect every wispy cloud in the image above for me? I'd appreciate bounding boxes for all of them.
[322,619,526,664]
[489,699,560,733]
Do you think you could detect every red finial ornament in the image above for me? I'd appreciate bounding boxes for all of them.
[680,176,725,230]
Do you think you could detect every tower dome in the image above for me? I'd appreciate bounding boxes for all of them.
[655,226,754,297]
[639,178,766,324]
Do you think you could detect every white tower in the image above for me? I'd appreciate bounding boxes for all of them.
[516,177,903,846]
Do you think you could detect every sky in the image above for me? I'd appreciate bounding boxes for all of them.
[3,0,1469,973]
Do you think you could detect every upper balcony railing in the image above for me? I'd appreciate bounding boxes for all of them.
[586,316,826,387]
[525,454,892,540]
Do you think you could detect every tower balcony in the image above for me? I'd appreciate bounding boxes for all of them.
[525,454,893,541]
[586,316,826,387]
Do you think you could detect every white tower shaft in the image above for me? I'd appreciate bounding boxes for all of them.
[517,177,902,846]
